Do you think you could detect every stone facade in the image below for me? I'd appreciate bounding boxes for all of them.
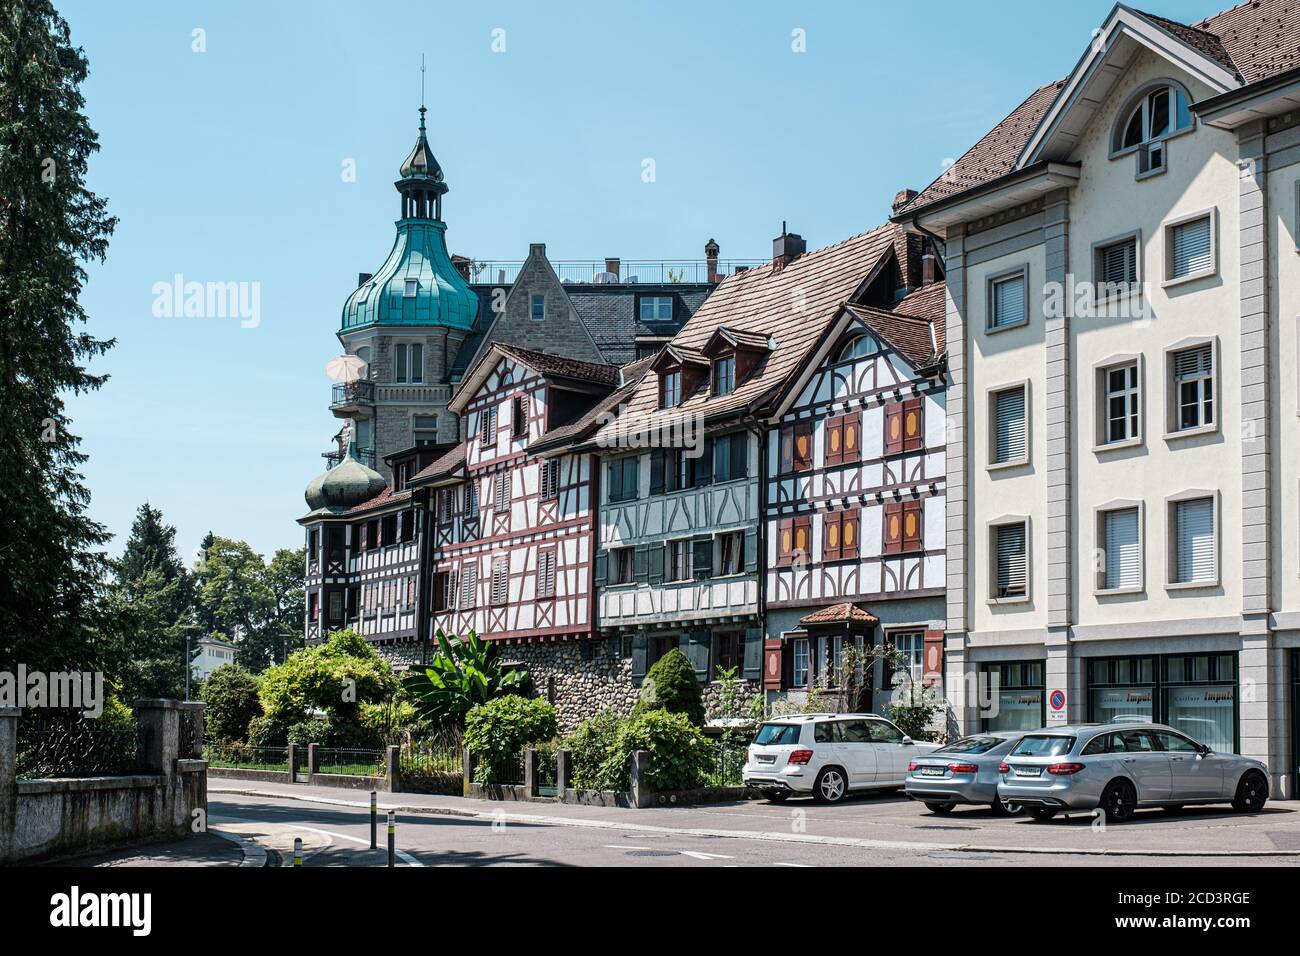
[508,638,639,733]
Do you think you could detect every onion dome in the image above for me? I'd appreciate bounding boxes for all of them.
[304,443,387,511]
[340,106,478,333]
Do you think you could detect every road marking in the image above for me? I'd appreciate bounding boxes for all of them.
[289,824,424,867]
[774,861,810,867]
[679,850,733,860]
[605,844,653,850]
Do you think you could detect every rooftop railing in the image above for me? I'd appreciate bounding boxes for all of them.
[464,259,767,287]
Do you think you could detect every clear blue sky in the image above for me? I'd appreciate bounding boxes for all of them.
[61,0,1228,564]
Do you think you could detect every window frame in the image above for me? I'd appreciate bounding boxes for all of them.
[607,456,640,503]
[1094,500,1145,596]
[988,516,1031,604]
[1161,208,1218,288]
[638,295,674,323]
[1093,354,1143,451]
[1092,230,1143,303]
[1165,490,1219,590]
[530,293,545,322]
[985,264,1030,333]
[717,530,745,576]
[608,546,636,586]
[779,421,814,475]
[540,458,560,501]
[665,538,692,582]
[712,354,736,397]
[1109,79,1195,175]
[987,381,1031,470]
[660,368,682,409]
[1164,337,1219,439]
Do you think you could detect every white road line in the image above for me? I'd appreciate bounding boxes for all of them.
[605,844,653,850]
[679,850,733,860]
[288,823,424,867]
[774,861,810,867]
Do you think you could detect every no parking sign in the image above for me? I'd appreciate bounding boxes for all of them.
[1048,688,1066,722]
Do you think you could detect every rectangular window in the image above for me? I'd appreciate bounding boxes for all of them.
[712,432,747,482]
[394,343,423,384]
[991,385,1028,465]
[792,638,810,688]
[718,531,744,575]
[365,519,380,551]
[713,355,735,396]
[713,632,744,677]
[989,270,1027,330]
[666,539,691,582]
[639,295,673,322]
[491,556,508,605]
[1168,214,1213,280]
[404,278,418,297]
[1100,507,1141,591]
[824,412,863,466]
[1096,236,1139,291]
[779,421,813,474]
[1172,497,1216,585]
[494,470,512,512]
[530,294,545,321]
[1171,343,1214,431]
[1101,362,1140,444]
[891,631,925,685]
[994,522,1028,598]
[537,548,557,599]
[461,562,477,607]
[660,369,682,409]
[607,457,640,503]
[609,547,636,585]
[882,500,922,555]
[400,509,416,543]
[479,405,497,447]
[540,458,560,500]
[512,395,529,437]
[463,480,478,517]
[413,415,438,447]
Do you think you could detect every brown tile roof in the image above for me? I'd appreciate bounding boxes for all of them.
[492,343,621,387]
[532,359,654,453]
[901,1,1300,216]
[847,305,935,369]
[410,442,465,486]
[799,602,880,625]
[592,224,902,444]
[346,486,412,515]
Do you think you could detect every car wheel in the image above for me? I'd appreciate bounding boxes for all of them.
[762,789,790,803]
[813,767,848,804]
[1028,807,1058,821]
[924,801,954,814]
[990,798,1023,816]
[1100,780,1137,823]
[1231,771,1268,813]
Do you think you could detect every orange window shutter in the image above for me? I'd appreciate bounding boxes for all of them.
[843,413,861,463]
[779,518,793,565]
[795,422,812,471]
[904,500,924,551]
[883,502,902,555]
[903,398,924,451]
[825,416,843,467]
[884,402,903,455]
[843,508,860,559]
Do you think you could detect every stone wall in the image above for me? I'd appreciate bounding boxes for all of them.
[508,638,639,733]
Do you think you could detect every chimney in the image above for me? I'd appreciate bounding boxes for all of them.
[704,238,720,284]
[891,188,919,215]
[922,252,937,286]
[605,257,621,279]
[772,222,806,271]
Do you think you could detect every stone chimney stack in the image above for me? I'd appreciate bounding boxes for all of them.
[705,238,720,284]
[891,188,919,215]
[772,222,806,272]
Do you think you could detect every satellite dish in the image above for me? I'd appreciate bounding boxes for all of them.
[325,354,367,383]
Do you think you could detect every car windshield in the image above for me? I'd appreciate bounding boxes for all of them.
[937,736,1005,755]
[1011,735,1076,757]
[754,723,801,746]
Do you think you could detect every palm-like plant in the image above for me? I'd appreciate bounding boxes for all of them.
[404,629,529,727]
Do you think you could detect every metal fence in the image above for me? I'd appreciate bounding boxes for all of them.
[401,739,463,795]
[534,747,559,797]
[204,744,288,772]
[467,259,767,287]
[477,751,524,787]
[16,722,145,779]
[702,738,747,788]
[314,748,385,777]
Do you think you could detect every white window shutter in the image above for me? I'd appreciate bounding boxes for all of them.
[996,524,1027,595]
[1175,498,1215,583]
[1171,217,1212,278]
[995,388,1027,462]
[1103,507,1140,589]
[992,274,1026,328]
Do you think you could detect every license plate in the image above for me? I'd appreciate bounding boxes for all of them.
[757,755,776,764]
[1014,767,1042,777]
[918,767,945,776]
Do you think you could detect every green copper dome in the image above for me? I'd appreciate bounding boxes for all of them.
[304,442,387,511]
[340,108,478,333]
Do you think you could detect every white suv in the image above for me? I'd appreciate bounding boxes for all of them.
[742,713,941,803]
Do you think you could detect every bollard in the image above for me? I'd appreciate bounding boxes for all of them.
[293,836,303,867]
[370,790,377,849]
[387,810,395,868]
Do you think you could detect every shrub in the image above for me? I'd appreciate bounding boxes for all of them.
[404,629,529,728]
[632,647,704,726]
[886,681,944,742]
[257,628,397,739]
[599,709,711,793]
[201,663,262,743]
[563,710,626,791]
[464,695,557,785]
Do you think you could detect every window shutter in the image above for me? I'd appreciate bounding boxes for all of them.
[991,273,1026,328]
[593,549,608,588]
[883,502,903,555]
[994,387,1027,463]
[692,535,713,578]
[1173,343,1213,380]
[764,638,785,690]
[825,416,844,467]
[461,563,477,607]
[1175,498,1215,583]
[744,527,759,573]
[743,628,763,681]
[922,630,945,687]
[778,518,794,566]
[902,398,924,452]
[793,516,811,564]
[649,449,666,495]
[627,457,640,500]
[1103,507,1140,589]
[883,402,904,455]
[903,500,924,553]
[824,510,843,562]
[842,508,860,560]
[842,412,861,464]
[630,634,648,686]
[996,524,1028,596]
[647,543,665,585]
[780,426,794,474]
[685,632,711,682]
[694,439,713,486]
[794,421,813,471]
[729,433,748,480]
[491,558,508,605]
[713,435,730,482]
[634,543,649,582]
[1171,217,1212,278]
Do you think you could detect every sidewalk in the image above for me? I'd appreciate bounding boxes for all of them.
[208,776,1300,857]
[37,831,249,867]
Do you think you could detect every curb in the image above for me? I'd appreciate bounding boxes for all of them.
[211,827,269,867]
[209,787,1300,858]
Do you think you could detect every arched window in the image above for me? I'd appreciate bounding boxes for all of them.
[1112,81,1193,176]
[836,335,873,362]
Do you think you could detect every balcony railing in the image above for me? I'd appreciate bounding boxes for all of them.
[323,447,376,469]
[465,259,767,287]
[330,379,375,409]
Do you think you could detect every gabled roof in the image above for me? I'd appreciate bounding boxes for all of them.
[702,326,774,355]
[449,342,620,414]
[650,342,710,371]
[409,443,466,487]
[530,359,655,455]
[845,303,938,370]
[800,602,880,626]
[592,224,903,444]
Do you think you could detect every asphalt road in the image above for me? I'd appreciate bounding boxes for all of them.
[208,791,1298,867]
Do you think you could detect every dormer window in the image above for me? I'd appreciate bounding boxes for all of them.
[404,279,419,297]
[712,355,736,396]
[639,295,673,322]
[661,369,682,409]
[1113,82,1192,178]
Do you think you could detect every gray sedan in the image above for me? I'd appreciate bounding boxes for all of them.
[997,723,1270,822]
[904,731,1025,815]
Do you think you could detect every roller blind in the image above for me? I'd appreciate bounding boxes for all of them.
[991,273,1026,328]
[1098,238,1138,285]
[996,524,1027,596]
[1175,498,1215,583]
[1103,507,1140,589]
[1170,217,1212,278]
[1173,343,1213,380]
[994,387,1027,463]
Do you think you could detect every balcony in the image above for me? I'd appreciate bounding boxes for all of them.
[330,379,375,418]
[465,259,767,287]
[323,447,376,469]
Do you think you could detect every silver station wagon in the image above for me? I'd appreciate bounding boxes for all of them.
[996,723,1270,822]
[904,730,1025,815]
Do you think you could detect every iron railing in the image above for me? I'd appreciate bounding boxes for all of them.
[466,259,766,287]
[204,744,289,772]
[702,738,747,788]
[16,722,145,779]
[323,447,376,469]
[329,379,375,408]
[314,748,385,777]
[476,751,524,787]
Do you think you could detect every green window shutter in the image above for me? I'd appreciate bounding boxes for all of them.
[627,458,640,500]
[607,462,621,502]
[744,529,759,574]
[743,627,763,680]
[686,632,711,681]
[630,634,648,686]
[634,543,649,582]
[694,438,713,486]
[649,449,666,495]
[692,536,713,578]
[647,543,665,585]
[594,549,608,588]
[713,435,730,481]
[731,433,748,480]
